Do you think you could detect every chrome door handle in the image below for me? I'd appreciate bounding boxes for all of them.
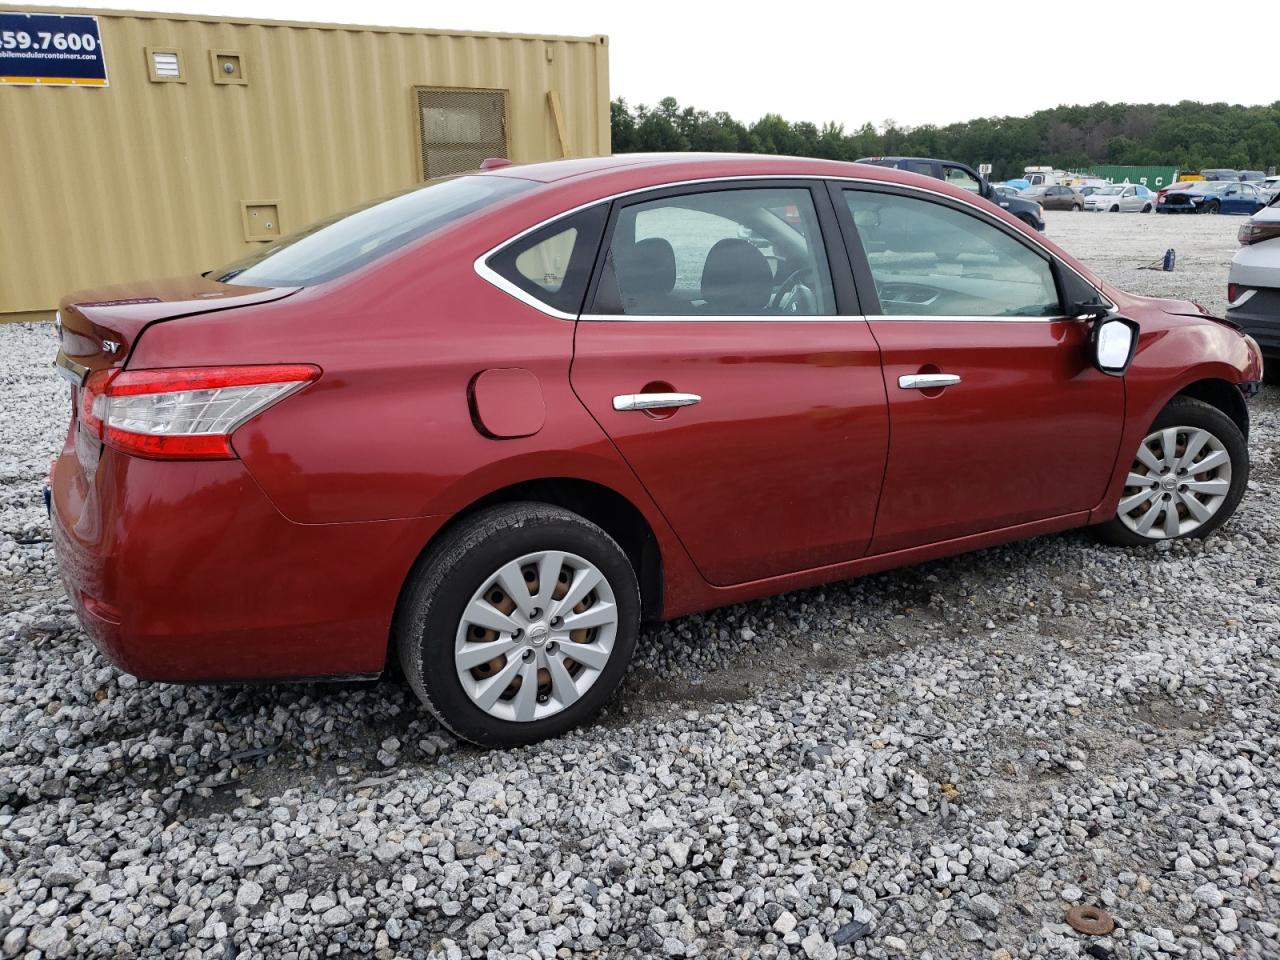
[898,373,961,390]
[612,392,701,412]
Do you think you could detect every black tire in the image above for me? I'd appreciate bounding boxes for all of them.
[394,502,640,746]
[1072,204,1082,212]
[1142,203,1152,213]
[1110,205,1120,213]
[1093,397,1248,547]
[1203,201,1220,215]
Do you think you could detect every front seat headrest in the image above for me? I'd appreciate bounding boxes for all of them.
[700,238,773,314]
[615,237,677,308]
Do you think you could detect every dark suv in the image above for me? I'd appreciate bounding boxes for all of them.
[856,156,1046,231]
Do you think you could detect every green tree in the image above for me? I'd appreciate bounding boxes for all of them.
[609,97,1280,176]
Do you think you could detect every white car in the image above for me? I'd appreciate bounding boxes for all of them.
[1084,183,1155,213]
[1227,196,1280,370]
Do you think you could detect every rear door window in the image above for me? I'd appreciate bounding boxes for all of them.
[590,186,836,317]
[943,165,983,193]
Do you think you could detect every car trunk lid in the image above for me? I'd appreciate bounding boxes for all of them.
[56,276,300,376]
[54,277,300,472]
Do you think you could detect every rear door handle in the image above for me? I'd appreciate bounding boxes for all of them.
[898,373,961,390]
[612,392,701,412]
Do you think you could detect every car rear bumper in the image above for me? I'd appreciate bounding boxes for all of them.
[50,443,444,682]
[1226,288,1280,357]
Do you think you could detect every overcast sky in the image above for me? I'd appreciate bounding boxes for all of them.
[35,0,1280,128]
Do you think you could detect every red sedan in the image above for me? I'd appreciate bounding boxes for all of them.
[50,154,1264,745]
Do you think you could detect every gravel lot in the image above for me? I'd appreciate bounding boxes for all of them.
[2,211,1277,960]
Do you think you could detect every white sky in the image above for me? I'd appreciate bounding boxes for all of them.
[31,0,1280,129]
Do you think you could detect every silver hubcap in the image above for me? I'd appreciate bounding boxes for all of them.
[455,550,618,723]
[1118,425,1232,540]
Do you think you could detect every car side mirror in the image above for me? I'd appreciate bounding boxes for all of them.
[1091,315,1140,376]
[979,178,994,200]
[1069,299,1111,322]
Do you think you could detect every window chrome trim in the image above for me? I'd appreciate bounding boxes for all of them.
[852,314,1082,324]
[579,313,868,323]
[473,174,1110,321]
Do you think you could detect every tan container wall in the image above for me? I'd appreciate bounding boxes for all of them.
[0,6,609,315]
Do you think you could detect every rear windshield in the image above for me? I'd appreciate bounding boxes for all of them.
[212,175,534,287]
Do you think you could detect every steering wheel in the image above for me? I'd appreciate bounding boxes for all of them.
[771,266,818,315]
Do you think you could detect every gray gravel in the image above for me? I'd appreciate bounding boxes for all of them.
[2,211,1278,959]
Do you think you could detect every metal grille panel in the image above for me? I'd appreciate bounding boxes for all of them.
[416,87,508,179]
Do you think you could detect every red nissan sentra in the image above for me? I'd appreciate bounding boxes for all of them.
[50,154,1264,745]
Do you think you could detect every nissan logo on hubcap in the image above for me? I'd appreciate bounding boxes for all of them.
[528,624,549,646]
[1161,475,1178,491]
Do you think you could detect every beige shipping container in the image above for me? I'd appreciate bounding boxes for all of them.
[0,4,610,320]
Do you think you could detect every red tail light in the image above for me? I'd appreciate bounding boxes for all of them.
[80,364,320,460]
[1228,283,1240,303]
[1238,221,1280,245]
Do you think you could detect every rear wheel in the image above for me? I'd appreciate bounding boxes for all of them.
[395,503,640,746]
[1142,203,1153,213]
[1094,397,1247,546]
[1072,203,1082,212]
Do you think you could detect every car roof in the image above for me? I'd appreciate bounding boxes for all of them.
[474,152,993,209]
[481,152,905,184]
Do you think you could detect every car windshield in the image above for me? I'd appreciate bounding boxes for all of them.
[212,175,534,287]
[1097,185,1125,196]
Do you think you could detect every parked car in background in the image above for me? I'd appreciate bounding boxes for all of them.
[994,184,1022,199]
[1084,184,1154,213]
[1201,169,1240,182]
[1079,185,1103,198]
[1022,184,1084,211]
[1259,176,1280,199]
[48,152,1262,744]
[1159,181,1268,215]
[1239,171,1266,183]
[1228,194,1280,369]
[857,157,1045,230]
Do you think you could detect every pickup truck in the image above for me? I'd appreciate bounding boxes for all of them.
[855,156,1046,231]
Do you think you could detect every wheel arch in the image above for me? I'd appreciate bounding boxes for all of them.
[1174,377,1249,440]
[398,476,665,626]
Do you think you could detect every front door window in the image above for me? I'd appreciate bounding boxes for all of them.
[844,190,1060,317]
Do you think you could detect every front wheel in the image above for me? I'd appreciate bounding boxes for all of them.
[395,503,640,746]
[1094,397,1248,546]
[1203,201,1220,215]
[1110,205,1120,213]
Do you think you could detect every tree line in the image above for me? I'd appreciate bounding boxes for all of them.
[611,97,1280,180]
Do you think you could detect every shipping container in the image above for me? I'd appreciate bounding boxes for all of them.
[0,5,610,320]
[1086,165,1179,191]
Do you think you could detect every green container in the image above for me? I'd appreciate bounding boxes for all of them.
[1087,165,1180,190]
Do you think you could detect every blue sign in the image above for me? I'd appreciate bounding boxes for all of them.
[0,12,107,86]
